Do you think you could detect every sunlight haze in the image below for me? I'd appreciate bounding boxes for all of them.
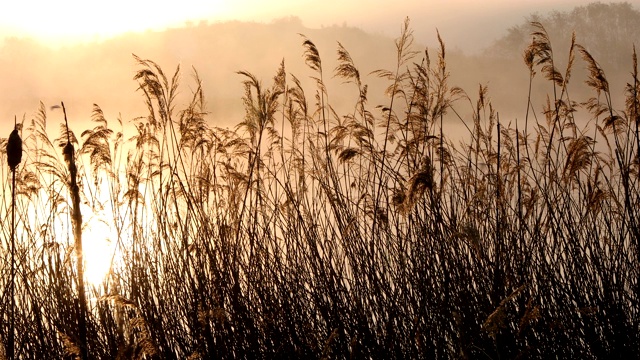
[2,0,632,50]
[0,0,228,44]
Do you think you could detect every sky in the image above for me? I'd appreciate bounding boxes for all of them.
[2,0,637,51]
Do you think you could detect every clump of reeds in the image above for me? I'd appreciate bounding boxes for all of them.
[0,18,638,359]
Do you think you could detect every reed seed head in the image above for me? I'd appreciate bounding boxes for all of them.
[7,123,22,171]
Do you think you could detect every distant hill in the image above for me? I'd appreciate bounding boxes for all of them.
[472,2,640,119]
[0,17,401,130]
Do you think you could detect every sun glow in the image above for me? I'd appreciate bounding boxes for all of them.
[0,1,228,44]
[82,216,119,287]
[47,200,121,288]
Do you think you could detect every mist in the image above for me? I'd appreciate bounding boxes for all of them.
[3,2,640,357]
[0,1,639,137]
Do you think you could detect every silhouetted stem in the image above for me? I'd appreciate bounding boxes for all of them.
[61,102,88,360]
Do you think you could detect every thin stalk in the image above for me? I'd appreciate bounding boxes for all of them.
[8,167,16,360]
[494,115,503,306]
[515,120,524,273]
[7,116,22,360]
[61,102,88,360]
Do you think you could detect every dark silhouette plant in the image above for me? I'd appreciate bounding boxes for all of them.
[0,19,638,359]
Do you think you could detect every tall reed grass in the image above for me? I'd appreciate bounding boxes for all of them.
[0,19,638,358]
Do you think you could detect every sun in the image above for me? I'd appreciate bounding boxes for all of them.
[49,200,121,288]
[0,1,228,44]
[82,215,119,287]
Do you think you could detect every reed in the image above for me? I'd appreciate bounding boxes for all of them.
[6,117,21,360]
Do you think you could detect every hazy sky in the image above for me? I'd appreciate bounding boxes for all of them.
[2,0,638,51]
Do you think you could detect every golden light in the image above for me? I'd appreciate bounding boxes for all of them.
[0,1,229,44]
[46,198,121,289]
[82,215,118,287]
